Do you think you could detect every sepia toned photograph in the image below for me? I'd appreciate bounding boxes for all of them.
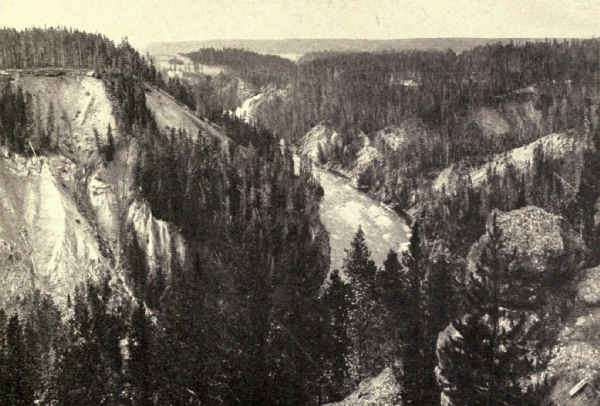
[0,0,599,404]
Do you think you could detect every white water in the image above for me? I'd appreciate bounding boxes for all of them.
[312,165,410,272]
[234,93,264,122]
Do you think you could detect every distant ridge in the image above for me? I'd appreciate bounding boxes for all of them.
[146,38,558,58]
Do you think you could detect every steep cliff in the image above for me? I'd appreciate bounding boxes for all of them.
[0,70,230,309]
[0,154,105,309]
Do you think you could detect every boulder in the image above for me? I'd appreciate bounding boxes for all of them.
[577,265,600,306]
[467,206,585,275]
[297,123,342,164]
[547,264,600,405]
[323,367,400,406]
[448,207,595,405]
[435,323,462,406]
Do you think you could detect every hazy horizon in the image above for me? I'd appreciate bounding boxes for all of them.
[0,0,598,49]
[148,36,585,43]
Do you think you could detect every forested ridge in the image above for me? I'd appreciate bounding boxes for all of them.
[183,40,600,198]
[0,27,157,77]
[184,48,296,88]
[265,40,599,164]
[0,27,196,155]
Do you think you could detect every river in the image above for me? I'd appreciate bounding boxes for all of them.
[237,95,410,273]
[312,165,410,272]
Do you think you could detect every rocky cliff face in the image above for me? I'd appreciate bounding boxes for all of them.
[548,264,600,405]
[323,367,400,406]
[436,206,598,405]
[0,71,232,310]
[126,199,187,276]
[0,154,105,309]
[433,130,586,196]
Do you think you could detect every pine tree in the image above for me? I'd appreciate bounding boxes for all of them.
[344,226,376,296]
[422,254,454,406]
[436,214,541,406]
[322,269,353,401]
[376,249,405,379]
[5,314,33,406]
[127,233,148,299]
[23,319,40,405]
[129,305,153,406]
[53,284,121,406]
[105,123,115,162]
[399,221,428,405]
[344,227,381,381]
[0,310,7,406]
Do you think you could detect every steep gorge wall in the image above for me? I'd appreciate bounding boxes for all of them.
[0,72,221,309]
[0,71,333,311]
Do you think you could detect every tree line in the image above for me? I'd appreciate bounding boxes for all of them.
[184,48,297,88]
[0,27,158,81]
[181,39,600,210]
[0,83,33,154]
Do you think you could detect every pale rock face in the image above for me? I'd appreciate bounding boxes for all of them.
[13,74,119,160]
[145,85,230,147]
[299,124,383,186]
[470,107,511,138]
[126,200,186,276]
[577,266,600,306]
[232,87,287,125]
[354,136,382,177]
[0,156,105,309]
[0,72,230,310]
[297,123,342,164]
[467,206,585,275]
[433,131,584,194]
[323,367,400,406]
[88,170,119,244]
[235,92,264,123]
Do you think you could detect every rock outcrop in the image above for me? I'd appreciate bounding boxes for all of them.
[297,123,342,164]
[323,367,400,406]
[0,155,105,309]
[577,265,600,307]
[548,264,600,405]
[434,131,585,195]
[0,71,231,310]
[438,206,593,405]
[467,206,585,276]
[435,323,464,406]
[126,200,186,277]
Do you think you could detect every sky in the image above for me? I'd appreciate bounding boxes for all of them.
[0,0,598,49]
